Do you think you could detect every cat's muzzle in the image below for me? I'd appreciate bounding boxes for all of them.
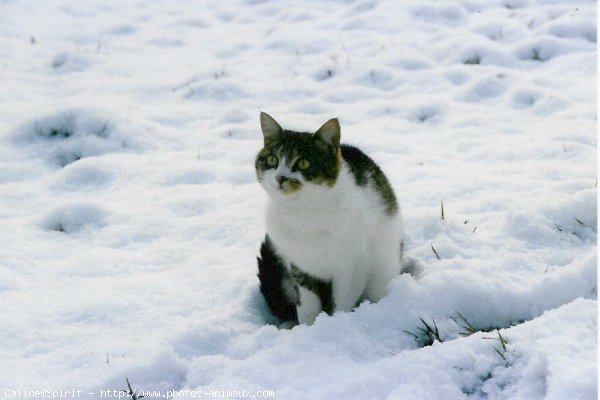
[275,175,302,193]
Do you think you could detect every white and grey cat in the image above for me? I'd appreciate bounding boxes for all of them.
[256,112,403,326]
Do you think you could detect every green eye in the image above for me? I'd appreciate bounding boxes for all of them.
[297,158,310,170]
[266,155,279,167]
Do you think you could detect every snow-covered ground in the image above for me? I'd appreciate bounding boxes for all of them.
[0,0,596,399]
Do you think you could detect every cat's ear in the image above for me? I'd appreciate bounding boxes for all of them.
[315,118,341,147]
[260,112,282,142]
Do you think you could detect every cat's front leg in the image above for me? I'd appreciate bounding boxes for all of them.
[332,268,368,312]
[290,264,333,325]
[296,287,322,325]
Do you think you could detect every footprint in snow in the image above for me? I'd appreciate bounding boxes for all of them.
[40,202,108,234]
[407,104,446,124]
[510,89,543,109]
[463,76,508,102]
[8,108,148,168]
[51,52,90,72]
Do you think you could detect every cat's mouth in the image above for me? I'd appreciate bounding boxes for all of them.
[276,176,302,194]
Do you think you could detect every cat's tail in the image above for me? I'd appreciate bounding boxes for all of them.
[257,235,298,325]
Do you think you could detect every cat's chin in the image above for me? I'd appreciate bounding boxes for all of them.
[267,188,303,199]
[264,188,312,206]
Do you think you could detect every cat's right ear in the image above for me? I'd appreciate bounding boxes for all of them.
[315,118,341,147]
[260,112,282,142]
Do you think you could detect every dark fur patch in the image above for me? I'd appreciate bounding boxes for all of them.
[341,144,399,215]
[257,236,298,324]
[290,264,334,315]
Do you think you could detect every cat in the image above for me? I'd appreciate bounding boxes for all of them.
[256,112,403,326]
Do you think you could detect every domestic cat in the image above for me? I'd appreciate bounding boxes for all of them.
[256,112,403,326]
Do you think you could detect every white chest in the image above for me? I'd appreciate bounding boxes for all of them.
[264,170,376,278]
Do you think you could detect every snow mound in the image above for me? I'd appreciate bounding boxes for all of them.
[51,159,115,191]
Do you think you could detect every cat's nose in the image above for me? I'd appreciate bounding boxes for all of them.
[275,175,287,186]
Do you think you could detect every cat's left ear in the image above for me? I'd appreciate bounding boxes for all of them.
[315,118,341,147]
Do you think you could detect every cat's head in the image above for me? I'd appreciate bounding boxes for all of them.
[255,112,341,197]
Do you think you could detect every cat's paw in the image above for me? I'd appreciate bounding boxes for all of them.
[278,320,298,330]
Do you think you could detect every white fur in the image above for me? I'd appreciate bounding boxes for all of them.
[260,159,403,325]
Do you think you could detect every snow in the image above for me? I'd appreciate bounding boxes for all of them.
[0,0,596,399]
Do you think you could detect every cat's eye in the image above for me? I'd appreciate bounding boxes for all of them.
[266,155,279,167]
[297,158,310,170]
